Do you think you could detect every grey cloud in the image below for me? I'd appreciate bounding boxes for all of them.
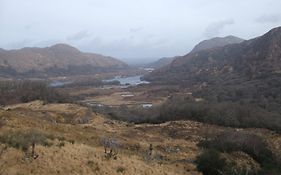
[34,40,60,48]
[1,0,281,60]
[24,22,39,31]
[256,14,281,23]
[204,19,234,38]
[4,39,33,49]
[67,30,91,41]
[79,35,174,59]
[130,27,143,33]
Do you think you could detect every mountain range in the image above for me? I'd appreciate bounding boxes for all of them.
[145,56,178,69]
[145,27,281,85]
[190,35,244,53]
[144,27,281,117]
[0,44,127,77]
[146,35,244,69]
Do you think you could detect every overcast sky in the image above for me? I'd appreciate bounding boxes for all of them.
[1,0,281,63]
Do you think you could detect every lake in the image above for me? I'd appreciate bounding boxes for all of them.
[49,81,72,87]
[104,75,150,86]
[49,75,149,88]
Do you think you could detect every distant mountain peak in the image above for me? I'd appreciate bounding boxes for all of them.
[145,26,281,84]
[266,26,281,35]
[209,35,241,40]
[146,36,245,69]
[190,35,244,53]
[49,43,80,53]
[50,43,75,48]
[259,26,281,43]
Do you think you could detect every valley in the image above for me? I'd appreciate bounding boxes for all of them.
[0,26,281,175]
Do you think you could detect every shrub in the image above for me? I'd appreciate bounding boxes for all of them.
[0,130,48,152]
[68,139,75,144]
[0,80,71,105]
[99,105,160,124]
[195,149,254,175]
[195,149,227,175]
[116,166,125,173]
[87,160,100,172]
[0,118,5,128]
[157,96,281,132]
[199,131,281,174]
[87,160,95,166]
[100,137,120,159]
[58,142,65,148]
[98,95,281,133]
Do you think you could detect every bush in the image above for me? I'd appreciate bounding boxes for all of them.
[199,131,281,174]
[196,149,257,175]
[0,80,71,105]
[156,96,281,132]
[98,95,281,133]
[195,149,227,175]
[0,118,5,128]
[116,166,126,173]
[100,137,120,159]
[0,130,48,152]
[62,77,121,88]
[98,105,160,124]
[58,142,65,148]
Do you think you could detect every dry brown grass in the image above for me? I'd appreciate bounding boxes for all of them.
[0,101,280,175]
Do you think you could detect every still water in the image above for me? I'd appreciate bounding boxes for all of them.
[104,75,150,86]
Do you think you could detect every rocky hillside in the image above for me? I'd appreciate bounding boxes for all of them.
[0,44,128,77]
[190,35,244,53]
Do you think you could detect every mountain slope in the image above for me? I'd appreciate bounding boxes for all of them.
[145,27,281,117]
[0,44,127,77]
[146,35,244,69]
[190,35,244,53]
[145,27,281,84]
[146,57,178,69]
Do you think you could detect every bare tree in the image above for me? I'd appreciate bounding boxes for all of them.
[100,137,120,159]
[28,130,47,159]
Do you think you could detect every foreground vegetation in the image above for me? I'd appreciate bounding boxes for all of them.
[99,94,281,133]
[1,78,280,174]
[0,101,204,175]
[0,98,280,175]
[158,95,281,133]
[0,80,71,105]
[96,96,281,174]
[197,131,281,175]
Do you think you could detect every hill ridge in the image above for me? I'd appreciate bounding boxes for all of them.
[0,43,128,77]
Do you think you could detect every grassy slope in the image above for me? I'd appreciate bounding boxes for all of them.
[0,101,280,175]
